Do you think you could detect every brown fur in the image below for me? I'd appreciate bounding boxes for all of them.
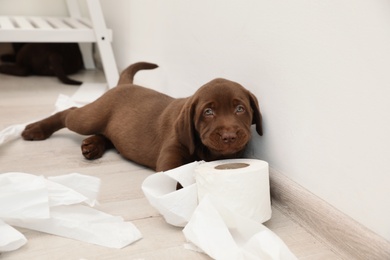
[21,62,263,172]
[0,43,84,85]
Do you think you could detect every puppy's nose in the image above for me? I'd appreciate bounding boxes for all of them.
[221,132,237,143]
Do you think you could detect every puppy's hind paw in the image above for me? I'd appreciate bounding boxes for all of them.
[81,135,106,160]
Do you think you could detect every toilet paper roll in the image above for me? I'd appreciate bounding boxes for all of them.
[195,159,271,224]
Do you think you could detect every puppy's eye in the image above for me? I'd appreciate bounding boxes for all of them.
[204,108,214,116]
[235,105,245,114]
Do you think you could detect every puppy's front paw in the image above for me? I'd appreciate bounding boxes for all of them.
[22,123,51,140]
[81,136,105,160]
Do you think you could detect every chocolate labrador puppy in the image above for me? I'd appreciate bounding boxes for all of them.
[0,43,83,85]
[22,62,263,172]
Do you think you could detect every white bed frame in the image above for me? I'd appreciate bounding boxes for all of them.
[0,0,119,88]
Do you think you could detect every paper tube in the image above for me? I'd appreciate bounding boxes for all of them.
[195,159,272,223]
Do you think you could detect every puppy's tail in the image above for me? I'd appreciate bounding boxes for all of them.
[118,62,158,85]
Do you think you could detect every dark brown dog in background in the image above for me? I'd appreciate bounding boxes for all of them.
[22,62,263,172]
[0,43,84,85]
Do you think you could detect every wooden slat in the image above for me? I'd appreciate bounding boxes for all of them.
[29,17,54,30]
[0,29,96,42]
[78,17,92,28]
[13,17,34,29]
[63,17,90,30]
[0,16,15,29]
[45,17,72,29]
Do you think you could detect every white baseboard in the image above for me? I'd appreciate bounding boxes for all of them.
[269,168,390,260]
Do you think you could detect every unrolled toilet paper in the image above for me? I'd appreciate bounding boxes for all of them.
[142,159,296,259]
[183,195,297,260]
[0,172,142,252]
[142,161,199,227]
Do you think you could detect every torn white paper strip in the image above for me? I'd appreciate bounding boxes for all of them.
[48,173,100,207]
[5,205,142,249]
[0,172,98,212]
[0,219,27,252]
[183,195,297,260]
[0,173,49,219]
[183,196,239,259]
[0,172,142,250]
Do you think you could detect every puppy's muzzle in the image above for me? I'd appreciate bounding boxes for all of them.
[221,132,237,143]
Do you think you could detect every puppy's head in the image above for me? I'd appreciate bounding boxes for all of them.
[175,78,262,157]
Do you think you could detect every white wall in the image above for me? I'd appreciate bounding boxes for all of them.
[104,0,390,241]
[2,0,390,241]
[0,0,67,16]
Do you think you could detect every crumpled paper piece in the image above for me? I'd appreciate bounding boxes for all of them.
[142,159,297,260]
[0,83,107,147]
[0,172,142,252]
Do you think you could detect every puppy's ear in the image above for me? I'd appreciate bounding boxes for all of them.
[175,97,196,154]
[248,91,263,136]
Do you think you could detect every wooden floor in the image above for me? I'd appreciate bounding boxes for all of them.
[0,70,341,259]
